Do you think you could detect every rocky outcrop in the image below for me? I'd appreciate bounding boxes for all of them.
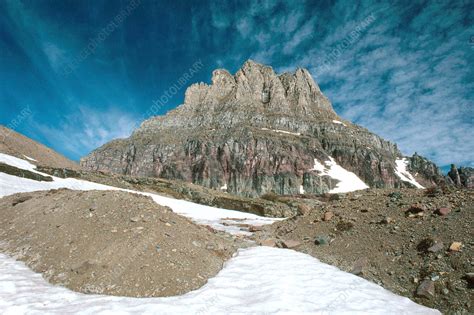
[447,165,474,188]
[459,167,474,188]
[406,153,445,187]
[447,164,462,186]
[81,60,442,197]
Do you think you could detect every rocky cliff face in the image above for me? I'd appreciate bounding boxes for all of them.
[81,60,443,197]
[447,165,474,189]
[406,153,445,187]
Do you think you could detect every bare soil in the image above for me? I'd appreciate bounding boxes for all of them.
[0,189,241,297]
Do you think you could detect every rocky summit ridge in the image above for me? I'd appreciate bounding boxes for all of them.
[81,60,445,197]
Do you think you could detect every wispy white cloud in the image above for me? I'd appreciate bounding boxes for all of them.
[207,0,473,167]
[282,17,316,55]
[3,0,472,168]
[32,107,139,158]
[210,1,232,29]
[42,42,67,72]
[236,17,252,37]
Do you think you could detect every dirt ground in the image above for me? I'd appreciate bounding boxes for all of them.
[0,189,241,297]
[0,186,472,313]
[254,188,474,314]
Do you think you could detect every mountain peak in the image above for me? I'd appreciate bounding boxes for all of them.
[81,60,445,197]
[182,60,336,120]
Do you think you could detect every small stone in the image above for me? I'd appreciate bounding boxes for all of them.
[417,238,435,253]
[205,225,217,233]
[350,194,361,201]
[314,235,329,246]
[405,204,425,217]
[427,242,444,253]
[282,240,301,249]
[165,222,172,227]
[297,204,311,216]
[130,217,139,222]
[442,288,449,295]
[205,244,215,250]
[351,258,368,275]
[323,211,334,221]
[192,241,201,247]
[436,207,451,216]
[416,279,435,298]
[388,191,403,201]
[249,225,263,232]
[449,242,462,251]
[431,275,440,281]
[465,272,474,285]
[260,239,276,247]
[381,217,393,224]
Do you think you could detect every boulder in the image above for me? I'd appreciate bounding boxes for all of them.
[435,207,451,216]
[281,240,302,249]
[323,211,334,221]
[416,280,435,298]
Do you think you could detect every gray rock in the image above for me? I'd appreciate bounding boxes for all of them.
[427,242,444,253]
[448,164,462,186]
[351,258,369,275]
[416,279,435,298]
[281,239,301,249]
[314,235,330,246]
[465,272,474,286]
[407,153,445,187]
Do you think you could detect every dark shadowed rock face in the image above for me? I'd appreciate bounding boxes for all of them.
[459,167,474,188]
[448,164,462,186]
[407,153,445,187]
[81,60,443,197]
[447,165,474,189]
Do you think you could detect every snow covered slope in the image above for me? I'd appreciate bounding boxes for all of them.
[0,153,438,314]
[312,157,370,193]
[395,158,425,189]
[0,248,438,314]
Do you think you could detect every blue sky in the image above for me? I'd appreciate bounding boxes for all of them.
[0,0,473,171]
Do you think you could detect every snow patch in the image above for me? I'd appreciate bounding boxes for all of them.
[261,128,301,136]
[0,153,278,235]
[395,158,424,189]
[299,184,305,194]
[0,153,37,171]
[312,157,369,193]
[22,155,37,162]
[0,247,439,314]
[332,120,347,126]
